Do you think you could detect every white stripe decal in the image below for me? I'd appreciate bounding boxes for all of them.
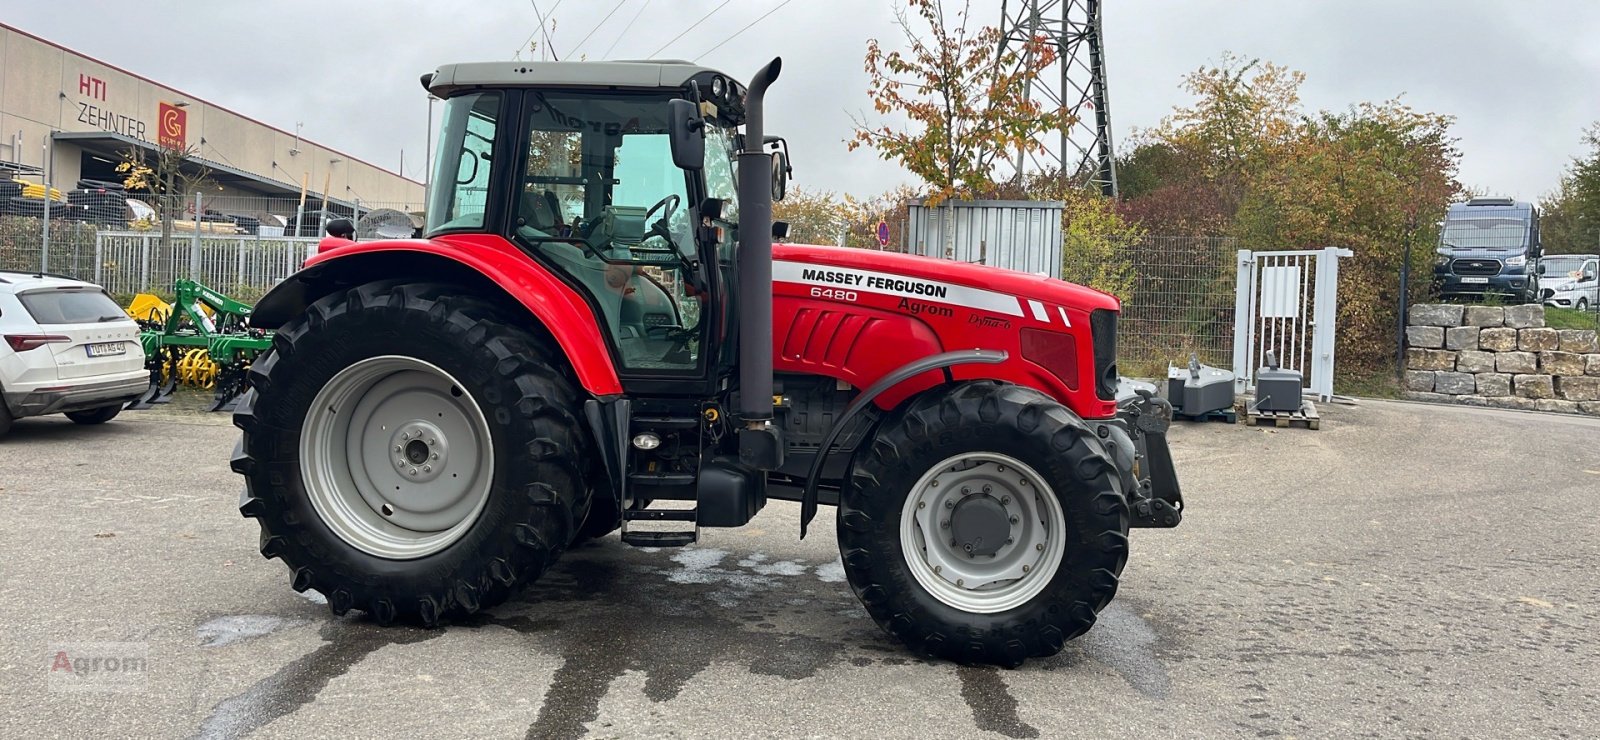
[773,261,1024,317]
[1028,300,1049,323]
[1057,305,1072,327]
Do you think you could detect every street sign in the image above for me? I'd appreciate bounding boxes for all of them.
[876,220,890,247]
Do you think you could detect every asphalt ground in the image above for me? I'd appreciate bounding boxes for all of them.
[2,396,1598,738]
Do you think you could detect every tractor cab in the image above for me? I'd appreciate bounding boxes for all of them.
[422,61,782,395]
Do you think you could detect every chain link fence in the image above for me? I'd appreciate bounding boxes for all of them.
[1063,234,1240,378]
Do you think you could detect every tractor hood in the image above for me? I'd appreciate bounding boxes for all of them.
[772,243,1120,313]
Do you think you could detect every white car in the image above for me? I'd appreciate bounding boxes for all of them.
[1541,255,1599,312]
[0,271,147,437]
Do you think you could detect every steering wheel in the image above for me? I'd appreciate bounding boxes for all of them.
[645,194,680,227]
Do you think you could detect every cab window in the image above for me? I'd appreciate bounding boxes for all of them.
[514,92,702,374]
[426,93,500,233]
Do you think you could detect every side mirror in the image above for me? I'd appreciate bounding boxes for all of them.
[325,218,355,240]
[668,99,704,171]
[1584,270,1597,282]
[1537,263,1547,276]
[770,151,788,202]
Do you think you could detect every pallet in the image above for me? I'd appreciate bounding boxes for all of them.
[1174,407,1237,424]
[1242,399,1320,430]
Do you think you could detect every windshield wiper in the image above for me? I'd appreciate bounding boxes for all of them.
[97,314,127,322]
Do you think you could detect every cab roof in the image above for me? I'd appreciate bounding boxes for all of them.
[424,60,738,98]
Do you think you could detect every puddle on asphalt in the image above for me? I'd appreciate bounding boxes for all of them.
[193,620,442,740]
[196,615,304,648]
[192,545,1176,739]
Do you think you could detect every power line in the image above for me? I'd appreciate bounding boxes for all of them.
[519,0,565,61]
[569,0,631,59]
[602,0,652,59]
[649,0,734,58]
[693,0,795,61]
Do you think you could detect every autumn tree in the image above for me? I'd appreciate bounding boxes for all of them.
[117,143,216,243]
[1541,124,1600,254]
[849,0,1069,205]
[1116,53,1462,382]
[773,186,852,245]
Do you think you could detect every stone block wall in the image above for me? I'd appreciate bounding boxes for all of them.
[1404,304,1600,416]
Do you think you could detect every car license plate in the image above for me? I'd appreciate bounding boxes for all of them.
[86,342,126,357]
[1460,277,1489,284]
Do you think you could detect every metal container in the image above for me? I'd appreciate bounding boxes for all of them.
[905,199,1064,277]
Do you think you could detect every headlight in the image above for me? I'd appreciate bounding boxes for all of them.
[1504,254,1526,267]
[1434,253,1450,267]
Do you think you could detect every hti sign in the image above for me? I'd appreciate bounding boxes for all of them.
[158,102,187,149]
[78,74,107,101]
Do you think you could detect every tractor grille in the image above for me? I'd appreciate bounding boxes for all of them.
[1090,309,1119,402]
[1451,258,1502,276]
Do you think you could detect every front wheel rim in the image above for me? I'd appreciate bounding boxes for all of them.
[899,452,1067,614]
[300,356,495,559]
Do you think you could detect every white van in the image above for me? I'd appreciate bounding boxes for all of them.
[1541,254,1599,312]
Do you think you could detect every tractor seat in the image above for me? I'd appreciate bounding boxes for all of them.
[518,189,564,234]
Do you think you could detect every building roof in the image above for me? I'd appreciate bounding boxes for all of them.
[0,21,422,186]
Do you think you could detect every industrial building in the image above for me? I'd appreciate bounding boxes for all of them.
[0,21,424,225]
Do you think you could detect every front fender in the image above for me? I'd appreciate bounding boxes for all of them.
[252,234,623,397]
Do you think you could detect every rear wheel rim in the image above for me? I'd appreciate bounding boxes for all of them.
[300,356,494,559]
[899,452,1066,614]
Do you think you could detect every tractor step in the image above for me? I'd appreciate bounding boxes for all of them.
[625,508,698,522]
[620,503,698,547]
[631,416,700,430]
[619,530,698,547]
[628,471,697,487]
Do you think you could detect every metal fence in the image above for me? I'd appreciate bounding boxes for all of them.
[91,231,320,299]
[0,217,318,301]
[1063,234,1240,377]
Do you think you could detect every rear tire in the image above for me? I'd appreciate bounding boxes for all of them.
[66,404,121,425]
[1578,298,1590,312]
[232,281,591,625]
[838,381,1129,667]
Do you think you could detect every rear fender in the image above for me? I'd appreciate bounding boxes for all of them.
[251,235,622,397]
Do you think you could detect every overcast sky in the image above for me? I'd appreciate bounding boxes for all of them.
[9,1,1600,202]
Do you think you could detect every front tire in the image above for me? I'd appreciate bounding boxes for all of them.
[66,404,121,425]
[232,282,590,625]
[838,382,1129,666]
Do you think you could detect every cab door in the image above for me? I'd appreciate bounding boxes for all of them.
[507,91,712,392]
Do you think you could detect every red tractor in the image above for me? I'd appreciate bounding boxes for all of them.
[232,57,1182,666]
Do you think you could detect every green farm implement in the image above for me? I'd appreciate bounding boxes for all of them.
[126,280,271,411]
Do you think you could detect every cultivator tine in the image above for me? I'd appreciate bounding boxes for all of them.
[210,366,247,412]
[126,380,161,410]
[126,351,172,410]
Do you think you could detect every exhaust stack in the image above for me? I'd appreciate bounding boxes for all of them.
[736,57,783,468]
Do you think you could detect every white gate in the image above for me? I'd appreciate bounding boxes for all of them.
[1231,247,1352,401]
